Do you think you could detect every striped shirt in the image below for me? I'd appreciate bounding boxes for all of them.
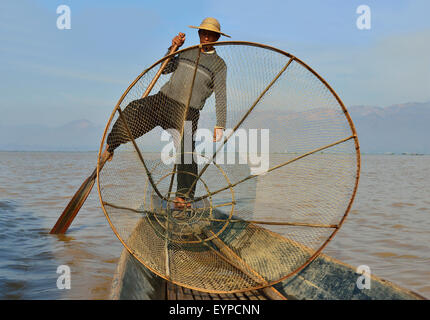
[160,48,227,128]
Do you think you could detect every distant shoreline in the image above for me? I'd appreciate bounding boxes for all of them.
[1,150,429,156]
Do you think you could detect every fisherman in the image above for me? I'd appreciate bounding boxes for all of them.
[103,17,230,209]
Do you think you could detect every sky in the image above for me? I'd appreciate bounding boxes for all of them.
[0,0,429,127]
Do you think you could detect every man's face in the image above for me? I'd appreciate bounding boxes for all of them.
[198,29,220,44]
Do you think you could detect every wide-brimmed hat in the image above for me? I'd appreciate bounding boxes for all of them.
[189,17,231,38]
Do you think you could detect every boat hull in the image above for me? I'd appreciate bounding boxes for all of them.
[111,237,425,300]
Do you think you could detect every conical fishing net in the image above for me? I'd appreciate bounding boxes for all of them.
[97,42,360,293]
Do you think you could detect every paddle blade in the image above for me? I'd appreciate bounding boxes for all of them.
[50,168,97,234]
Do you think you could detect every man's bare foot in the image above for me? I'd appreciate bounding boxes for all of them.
[173,197,191,209]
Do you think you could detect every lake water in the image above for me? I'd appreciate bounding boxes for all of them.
[0,152,429,299]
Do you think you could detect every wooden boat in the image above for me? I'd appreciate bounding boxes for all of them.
[110,208,425,300]
[111,246,425,300]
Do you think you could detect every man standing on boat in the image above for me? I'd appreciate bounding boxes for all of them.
[102,17,230,209]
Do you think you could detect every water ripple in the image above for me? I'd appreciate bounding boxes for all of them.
[0,152,429,299]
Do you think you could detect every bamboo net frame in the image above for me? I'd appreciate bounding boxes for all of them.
[96,41,361,294]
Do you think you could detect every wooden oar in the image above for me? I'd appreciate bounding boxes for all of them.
[50,43,180,234]
[49,157,106,234]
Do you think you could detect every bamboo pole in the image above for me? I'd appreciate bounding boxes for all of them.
[192,135,355,203]
[166,46,202,206]
[184,57,295,200]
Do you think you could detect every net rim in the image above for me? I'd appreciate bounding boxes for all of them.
[96,40,361,294]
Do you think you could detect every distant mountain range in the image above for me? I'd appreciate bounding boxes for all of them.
[348,101,430,154]
[1,101,429,154]
[0,120,104,151]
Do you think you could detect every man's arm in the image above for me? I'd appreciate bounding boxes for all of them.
[162,33,185,74]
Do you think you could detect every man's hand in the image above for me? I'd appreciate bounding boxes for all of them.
[172,32,186,49]
[213,127,224,142]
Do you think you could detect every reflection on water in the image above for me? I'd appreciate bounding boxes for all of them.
[0,152,429,299]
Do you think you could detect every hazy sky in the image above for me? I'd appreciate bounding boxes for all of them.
[1,0,429,127]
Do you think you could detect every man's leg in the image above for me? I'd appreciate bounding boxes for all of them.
[176,108,200,202]
[105,93,163,154]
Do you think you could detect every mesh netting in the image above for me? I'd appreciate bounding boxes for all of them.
[97,41,360,293]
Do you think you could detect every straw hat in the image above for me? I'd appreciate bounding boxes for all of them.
[189,17,231,38]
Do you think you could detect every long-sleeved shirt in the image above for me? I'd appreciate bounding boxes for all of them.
[160,47,227,128]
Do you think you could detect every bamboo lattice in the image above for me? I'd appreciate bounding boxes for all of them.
[96,41,361,294]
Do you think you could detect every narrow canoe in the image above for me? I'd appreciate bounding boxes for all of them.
[111,246,425,300]
[110,208,425,300]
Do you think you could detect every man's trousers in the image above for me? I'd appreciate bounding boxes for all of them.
[106,92,200,199]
